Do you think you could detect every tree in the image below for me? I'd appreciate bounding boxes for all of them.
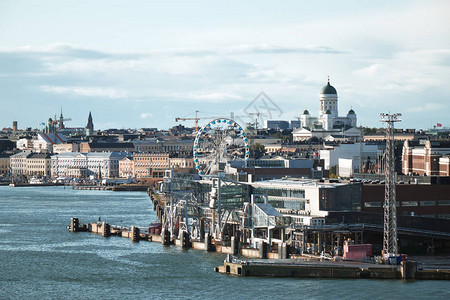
[329,165,338,179]
[252,143,266,159]
[363,127,378,135]
[271,131,293,142]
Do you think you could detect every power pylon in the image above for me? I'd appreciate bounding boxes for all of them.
[380,113,401,255]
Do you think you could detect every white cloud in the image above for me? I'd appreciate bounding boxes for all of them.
[162,91,243,102]
[406,103,444,113]
[140,113,153,119]
[40,85,128,99]
[1,1,449,130]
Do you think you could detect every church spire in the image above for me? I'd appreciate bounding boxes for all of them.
[86,111,94,136]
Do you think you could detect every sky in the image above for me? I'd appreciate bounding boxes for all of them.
[0,0,449,131]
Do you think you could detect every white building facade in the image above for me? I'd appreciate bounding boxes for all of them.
[51,152,128,178]
[10,151,32,176]
[319,142,380,171]
[16,133,67,153]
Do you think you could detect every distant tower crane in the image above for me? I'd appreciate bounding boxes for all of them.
[380,112,401,256]
[175,110,200,132]
[294,116,302,129]
[248,112,263,131]
[175,110,216,132]
[58,108,72,129]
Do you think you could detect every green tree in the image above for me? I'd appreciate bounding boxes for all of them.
[329,165,338,179]
[252,143,266,159]
[252,143,265,152]
[271,132,293,142]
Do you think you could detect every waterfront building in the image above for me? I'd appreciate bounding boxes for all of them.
[250,178,361,219]
[132,153,194,185]
[51,152,128,178]
[119,156,134,178]
[362,183,450,219]
[293,79,360,141]
[26,153,52,176]
[10,151,51,176]
[10,151,32,176]
[133,153,170,178]
[402,140,450,176]
[0,153,11,176]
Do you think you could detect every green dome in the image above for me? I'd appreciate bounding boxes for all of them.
[348,109,355,115]
[321,81,337,95]
[303,109,309,115]
[325,109,332,114]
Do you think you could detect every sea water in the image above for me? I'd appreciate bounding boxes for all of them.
[0,186,448,299]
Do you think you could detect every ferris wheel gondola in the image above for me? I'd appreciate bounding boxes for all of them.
[193,118,249,176]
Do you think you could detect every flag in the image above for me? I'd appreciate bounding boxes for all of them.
[437,123,442,127]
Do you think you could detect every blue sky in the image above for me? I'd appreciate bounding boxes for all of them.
[0,0,449,130]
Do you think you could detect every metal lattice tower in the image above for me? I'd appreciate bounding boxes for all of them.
[380,113,401,255]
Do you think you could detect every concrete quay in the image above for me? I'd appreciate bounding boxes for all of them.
[68,218,450,280]
[216,258,450,280]
[72,185,148,191]
[9,183,56,187]
[217,258,401,279]
[68,217,256,255]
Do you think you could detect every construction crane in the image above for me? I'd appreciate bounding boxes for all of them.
[248,112,263,131]
[175,110,214,132]
[175,110,200,132]
[58,108,72,129]
[40,110,72,133]
[294,116,302,129]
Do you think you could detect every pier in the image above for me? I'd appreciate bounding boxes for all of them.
[72,185,148,191]
[65,176,450,281]
[67,217,450,280]
[216,257,450,280]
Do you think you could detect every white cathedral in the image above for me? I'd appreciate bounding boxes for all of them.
[293,79,361,141]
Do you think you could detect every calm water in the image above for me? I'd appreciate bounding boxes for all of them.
[0,186,448,299]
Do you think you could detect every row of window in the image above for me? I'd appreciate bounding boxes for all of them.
[364,200,450,208]
[253,187,306,199]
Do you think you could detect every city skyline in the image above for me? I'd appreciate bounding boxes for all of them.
[1,0,449,130]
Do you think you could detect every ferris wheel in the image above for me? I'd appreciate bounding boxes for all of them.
[193,118,249,176]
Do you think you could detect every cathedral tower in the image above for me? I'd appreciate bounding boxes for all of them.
[319,77,338,118]
[86,111,94,136]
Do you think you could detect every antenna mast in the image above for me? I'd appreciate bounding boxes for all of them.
[380,112,401,256]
